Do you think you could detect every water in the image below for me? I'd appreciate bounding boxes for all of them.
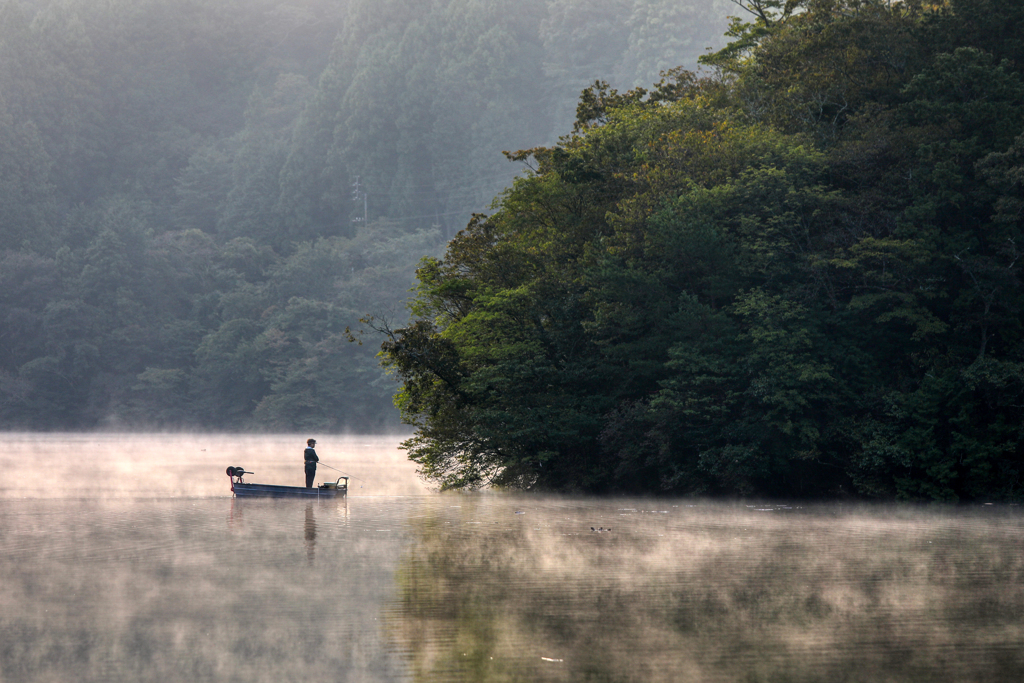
[1,434,1022,682]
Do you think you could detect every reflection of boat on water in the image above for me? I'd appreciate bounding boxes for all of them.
[226,466,348,498]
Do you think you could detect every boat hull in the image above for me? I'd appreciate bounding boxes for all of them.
[232,482,345,498]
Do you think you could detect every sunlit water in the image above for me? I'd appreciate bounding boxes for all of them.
[1,434,1022,682]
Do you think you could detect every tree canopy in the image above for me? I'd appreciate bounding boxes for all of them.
[378,0,1024,501]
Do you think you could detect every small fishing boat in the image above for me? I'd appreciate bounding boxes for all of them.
[227,466,348,498]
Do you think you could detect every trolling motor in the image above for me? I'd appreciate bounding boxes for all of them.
[226,465,252,492]
[321,476,349,491]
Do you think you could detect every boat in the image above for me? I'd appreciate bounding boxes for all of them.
[227,466,348,498]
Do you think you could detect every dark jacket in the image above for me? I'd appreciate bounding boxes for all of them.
[304,447,319,472]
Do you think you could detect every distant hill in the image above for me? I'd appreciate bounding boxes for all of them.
[0,0,733,430]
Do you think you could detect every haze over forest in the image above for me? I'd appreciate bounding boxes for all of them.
[4,0,1024,501]
[0,0,732,432]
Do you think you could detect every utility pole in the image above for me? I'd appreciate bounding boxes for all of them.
[351,176,367,225]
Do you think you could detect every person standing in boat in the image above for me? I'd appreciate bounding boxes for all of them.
[304,438,319,488]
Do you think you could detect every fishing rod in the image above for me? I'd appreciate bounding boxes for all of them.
[318,462,367,483]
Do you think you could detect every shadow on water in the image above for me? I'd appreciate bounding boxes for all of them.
[384,498,1024,683]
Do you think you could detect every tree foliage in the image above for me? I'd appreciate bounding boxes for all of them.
[381,0,1024,500]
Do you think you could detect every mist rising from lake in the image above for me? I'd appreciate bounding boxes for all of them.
[0,432,427,499]
[1,434,1021,682]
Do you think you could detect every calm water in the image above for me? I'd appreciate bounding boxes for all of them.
[1,434,1022,682]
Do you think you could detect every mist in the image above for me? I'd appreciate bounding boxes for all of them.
[0,0,733,433]
[3,434,1020,682]
[0,432,428,498]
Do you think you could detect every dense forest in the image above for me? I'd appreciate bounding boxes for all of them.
[6,0,1022,502]
[379,0,1024,501]
[0,0,732,431]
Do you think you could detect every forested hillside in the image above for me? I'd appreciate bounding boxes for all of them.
[0,0,731,430]
[380,0,1024,501]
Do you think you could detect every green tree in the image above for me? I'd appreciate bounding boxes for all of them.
[379,1,1024,500]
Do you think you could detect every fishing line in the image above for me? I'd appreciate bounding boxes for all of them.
[318,462,367,483]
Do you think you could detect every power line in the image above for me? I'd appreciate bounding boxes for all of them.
[275,205,490,238]
[366,171,529,197]
[348,175,501,227]
[390,208,489,222]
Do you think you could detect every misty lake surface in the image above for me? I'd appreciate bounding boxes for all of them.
[1,434,1022,682]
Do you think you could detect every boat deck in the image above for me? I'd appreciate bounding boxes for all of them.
[227,466,348,498]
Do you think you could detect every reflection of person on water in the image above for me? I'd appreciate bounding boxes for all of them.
[304,438,319,488]
[305,503,317,564]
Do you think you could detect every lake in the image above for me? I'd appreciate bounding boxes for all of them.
[1,433,1022,682]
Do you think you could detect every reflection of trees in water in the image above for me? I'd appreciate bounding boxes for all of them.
[388,502,1024,683]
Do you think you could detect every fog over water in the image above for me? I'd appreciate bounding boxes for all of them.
[0,432,428,499]
[1,434,1022,682]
